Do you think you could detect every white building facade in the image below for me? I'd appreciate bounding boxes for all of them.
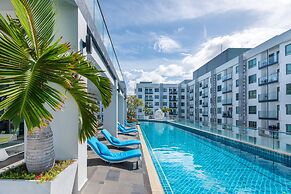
[135,29,291,153]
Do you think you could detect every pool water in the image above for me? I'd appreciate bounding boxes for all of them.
[140,121,291,194]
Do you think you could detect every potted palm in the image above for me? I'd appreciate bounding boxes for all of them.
[126,95,143,121]
[0,0,111,193]
[161,107,171,120]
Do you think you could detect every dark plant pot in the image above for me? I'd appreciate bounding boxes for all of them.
[26,125,55,173]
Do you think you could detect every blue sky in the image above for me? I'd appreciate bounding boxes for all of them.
[99,0,291,94]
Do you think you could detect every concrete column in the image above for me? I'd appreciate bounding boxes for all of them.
[118,92,125,125]
[103,80,118,137]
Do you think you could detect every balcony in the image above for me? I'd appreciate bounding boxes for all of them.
[202,111,209,116]
[222,73,232,82]
[258,73,279,86]
[222,85,232,94]
[169,91,178,94]
[258,57,279,69]
[258,92,278,102]
[222,98,232,105]
[202,93,209,98]
[202,83,208,89]
[258,111,278,120]
[169,98,177,101]
[145,91,153,94]
[145,98,153,101]
[222,111,232,118]
[202,102,208,107]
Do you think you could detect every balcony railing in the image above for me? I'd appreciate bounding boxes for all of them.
[258,92,278,102]
[222,98,232,105]
[258,111,278,120]
[145,98,153,101]
[202,83,208,89]
[169,98,177,101]
[222,85,232,93]
[202,111,209,116]
[258,73,279,86]
[222,111,232,118]
[202,93,209,98]
[222,73,232,82]
[84,0,124,81]
[145,91,153,94]
[258,57,279,69]
[169,91,178,94]
[202,102,208,107]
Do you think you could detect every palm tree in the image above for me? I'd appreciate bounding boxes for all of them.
[0,0,111,173]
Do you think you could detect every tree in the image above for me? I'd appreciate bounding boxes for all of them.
[0,0,111,173]
[161,107,171,118]
[127,95,143,120]
[144,107,152,116]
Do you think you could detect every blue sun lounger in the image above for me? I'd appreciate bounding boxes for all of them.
[124,120,136,127]
[87,136,141,169]
[101,129,141,148]
[118,123,138,134]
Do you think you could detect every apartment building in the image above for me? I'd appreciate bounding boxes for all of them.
[135,30,291,152]
[136,82,179,119]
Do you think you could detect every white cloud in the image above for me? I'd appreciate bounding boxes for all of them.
[153,36,181,53]
[182,27,285,71]
[125,64,191,94]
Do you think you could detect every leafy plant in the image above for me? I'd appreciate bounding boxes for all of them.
[127,95,143,119]
[0,160,74,182]
[0,0,111,142]
[0,0,112,173]
[144,107,152,116]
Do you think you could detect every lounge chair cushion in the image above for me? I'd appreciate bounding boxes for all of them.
[97,142,113,156]
[111,136,120,144]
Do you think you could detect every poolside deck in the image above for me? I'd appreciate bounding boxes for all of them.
[81,133,151,194]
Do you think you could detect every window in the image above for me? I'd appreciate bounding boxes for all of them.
[163,88,167,92]
[155,102,159,106]
[199,100,202,105]
[248,106,256,114]
[236,79,239,87]
[236,120,240,126]
[285,44,291,56]
[181,109,185,113]
[236,107,239,114]
[217,74,221,80]
[181,96,185,99]
[155,88,159,92]
[217,85,222,91]
[286,104,291,115]
[217,96,222,103]
[155,95,159,99]
[248,74,257,84]
[248,58,256,69]
[236,93,239,101]
[248,90,257,99]
[163,95,167,99]
[163,102,167,106]
[181,89,185,92]
[287,64,291,74]
[138,109,142,113]
[200,109,202,113]
[217,108,221,114]
[235,66,239,74]
[249,121,257,128]
[138,95,142,99]
[286,84,291,95]
[199,91,202,96]
[181,102,185,106]
[286,124,291,133]
[217,119,222,124]
[138,88,142,92]
[200,82,202,87]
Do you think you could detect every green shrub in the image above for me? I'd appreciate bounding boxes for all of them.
[0,160,74,183]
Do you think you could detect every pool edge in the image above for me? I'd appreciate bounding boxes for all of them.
[137,125,164,194]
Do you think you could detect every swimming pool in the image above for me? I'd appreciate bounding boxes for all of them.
[140,121,291,194]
